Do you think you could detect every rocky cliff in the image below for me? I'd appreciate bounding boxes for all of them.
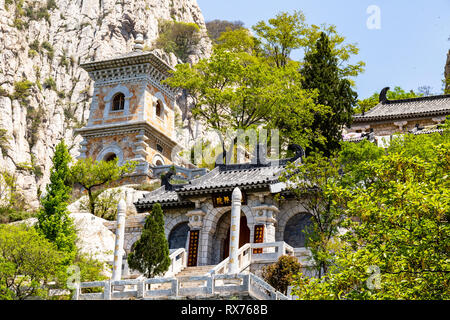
[445,50,450,93]
[0,0,211,207]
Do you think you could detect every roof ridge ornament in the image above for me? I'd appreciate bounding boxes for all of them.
[379,87,390,104]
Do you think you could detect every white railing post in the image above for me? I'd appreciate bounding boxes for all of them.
[112,199,127,281]
[229,187,242,274]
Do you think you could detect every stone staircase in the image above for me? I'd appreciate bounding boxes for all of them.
[155,265,215,290]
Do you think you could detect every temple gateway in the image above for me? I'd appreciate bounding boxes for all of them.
[133,147,311,267]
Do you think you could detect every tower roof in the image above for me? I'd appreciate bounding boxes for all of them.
[80,50,175,77]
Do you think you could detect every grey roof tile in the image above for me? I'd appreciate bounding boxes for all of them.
[354,94,450,122]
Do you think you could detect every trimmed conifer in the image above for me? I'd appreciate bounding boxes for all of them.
[127,203,171,278]
[300,32,358,156]
[36,140,76,263]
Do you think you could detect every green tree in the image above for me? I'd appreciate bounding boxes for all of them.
[280,152,347,277]
[252,10,307,68]
[127,203,171,278]
[0,224,63,300]
[205,19,245,42]
[292,133,450,300]
[36,141,76,262]
[69,157,136,216]
[262,255,302,294]
[300,32,358,156]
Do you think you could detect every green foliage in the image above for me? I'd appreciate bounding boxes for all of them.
[338,140,385,186]
[155,20,201,62]
[280,152,346,277]
[127,203,171,278]
[0,129,10,157]
[205,19,245,42]
[300,32,358,156]
[0,170,29,224]
[252,10,307,68]
[41,41,54,60]
[291,131,450,300]
[44,77,57,90]
[261,255,302,294]
[11,80,33,106]
[36,141,76,263]
[79,188,121,221]
[252,11,365,77]
[69,157,136,215]
[0,224,64,300]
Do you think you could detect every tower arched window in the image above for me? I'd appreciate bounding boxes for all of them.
[156,100,163,118]
[112,93,125,111]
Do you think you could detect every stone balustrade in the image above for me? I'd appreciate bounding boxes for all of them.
[73,273,289,300]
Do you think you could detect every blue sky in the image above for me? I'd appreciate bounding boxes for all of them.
[197,0,450,99]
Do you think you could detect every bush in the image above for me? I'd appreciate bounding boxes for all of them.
[0,224,64,300]
[44,77,57,90]
[261,255,302,294]
[155,20,201,62]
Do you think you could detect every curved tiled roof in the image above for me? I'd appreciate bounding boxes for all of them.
[134,161,299,209]
[354,90,450,122]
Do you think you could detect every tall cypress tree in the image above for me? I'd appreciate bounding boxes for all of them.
[36,140,76,262]
[300,32,357,156]
[127,203,171,278]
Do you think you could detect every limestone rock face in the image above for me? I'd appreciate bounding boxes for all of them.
[0,0,212,208]
[10,212,116,263]
[445,50,450,93]
[70,211,115,263]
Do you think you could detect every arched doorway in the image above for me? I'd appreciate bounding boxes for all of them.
[283,213,313,248]
[222,215,250,260]
[168,222,189,250]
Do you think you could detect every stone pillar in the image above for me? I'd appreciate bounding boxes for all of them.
[112,199,127,281]
[252,204,279,243]
[229,187,242,274]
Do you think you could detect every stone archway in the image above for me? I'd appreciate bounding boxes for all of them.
[283,213,313,248]
[168,222,190,250]
[209,211,251,265]
[200,204,254,265]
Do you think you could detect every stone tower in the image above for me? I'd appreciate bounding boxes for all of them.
[76,34,180,184]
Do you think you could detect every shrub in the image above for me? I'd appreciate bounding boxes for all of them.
[261,255,302,294]
[155,20,201,62]
[44,77,57,90]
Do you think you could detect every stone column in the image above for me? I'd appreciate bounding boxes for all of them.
[112,199,127,281]
[252,204,279,243]
[229,187,242,274]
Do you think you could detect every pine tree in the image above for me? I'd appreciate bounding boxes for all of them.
[300,32,358,156]
[36,140,76,263]
[127,203,171,278]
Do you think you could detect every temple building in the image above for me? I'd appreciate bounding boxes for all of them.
[345,87,450,144]
[78,37,314,270]
[132,146,312,267]
[76,34,182,184]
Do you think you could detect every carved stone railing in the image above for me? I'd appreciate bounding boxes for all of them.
[250,241,295,263]
[163,248,187,278]
[73,273,288,300]
[208,243,251,275]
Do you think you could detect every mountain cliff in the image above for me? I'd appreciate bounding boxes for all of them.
[0,0,211,207]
